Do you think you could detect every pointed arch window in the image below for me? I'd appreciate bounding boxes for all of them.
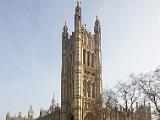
[87,81,91,98]
[83,50,86,65]
[91,54,94,68]
[87,51,90,66]
[92,82,95,98]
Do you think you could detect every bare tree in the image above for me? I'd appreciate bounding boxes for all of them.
[102,88,118,107]
[131,67,160,119]
[115,79,140,120]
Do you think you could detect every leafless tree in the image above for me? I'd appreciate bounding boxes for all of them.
[102,88,118,107]
[131,67,160,119]
[115,79,141,120]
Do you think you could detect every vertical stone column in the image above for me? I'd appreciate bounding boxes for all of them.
[86,82,88,98]
[89,54,92,67]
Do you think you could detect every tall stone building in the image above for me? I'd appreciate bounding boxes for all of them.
[61,2,102,120]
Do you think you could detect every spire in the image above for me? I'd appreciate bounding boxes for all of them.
[77,1,79,7]
[96,15,98,20]
[75,1,81,32]
[63,22,68,40]
[95,15,100,25]
[76,1,81,9]
[50,92,56,112]
[75,1,81,17]
[28,105,34,120]
[6,112,10,120]
[63,21,68,33]
[28,105,34,114]
[52,92,56,106]
[94,15,101,34]
[18,112,22,118]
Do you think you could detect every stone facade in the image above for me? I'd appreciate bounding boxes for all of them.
[61,2,102,120]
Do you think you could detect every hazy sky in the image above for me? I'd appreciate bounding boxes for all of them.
[0,0,160,119]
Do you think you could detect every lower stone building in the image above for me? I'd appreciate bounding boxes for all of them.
[6,112,28,120]
[6,105,34,120]
[101,102,151,120]
[33,93,60,120]
[35,106,60,120]
[6,93,151,120]
[6,93,60,120]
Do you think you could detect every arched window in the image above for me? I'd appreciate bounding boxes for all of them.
[87,51,90,66]
[87,81,91,98]
[83,50,86,65]
[91,54,94,68]
[92,82,95,98]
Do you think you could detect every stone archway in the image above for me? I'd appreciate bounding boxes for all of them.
[84,112,94,120]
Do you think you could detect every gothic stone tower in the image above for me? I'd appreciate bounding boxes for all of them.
[61,2,102,120]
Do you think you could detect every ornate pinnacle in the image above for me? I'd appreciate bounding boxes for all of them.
[63,21,68,32]
[96,15,98,20]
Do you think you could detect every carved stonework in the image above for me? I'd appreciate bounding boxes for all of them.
[61,2,102,120]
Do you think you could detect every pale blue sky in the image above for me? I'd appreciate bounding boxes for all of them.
[0,0,160,119]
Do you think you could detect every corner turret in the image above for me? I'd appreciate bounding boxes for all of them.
[49,92,56,112]
[6,112,10,120]
[28,105,34,120]
[94,16,101,50]
[62,22,68,39]
[94,16,101,34]
[74,1,81,33]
